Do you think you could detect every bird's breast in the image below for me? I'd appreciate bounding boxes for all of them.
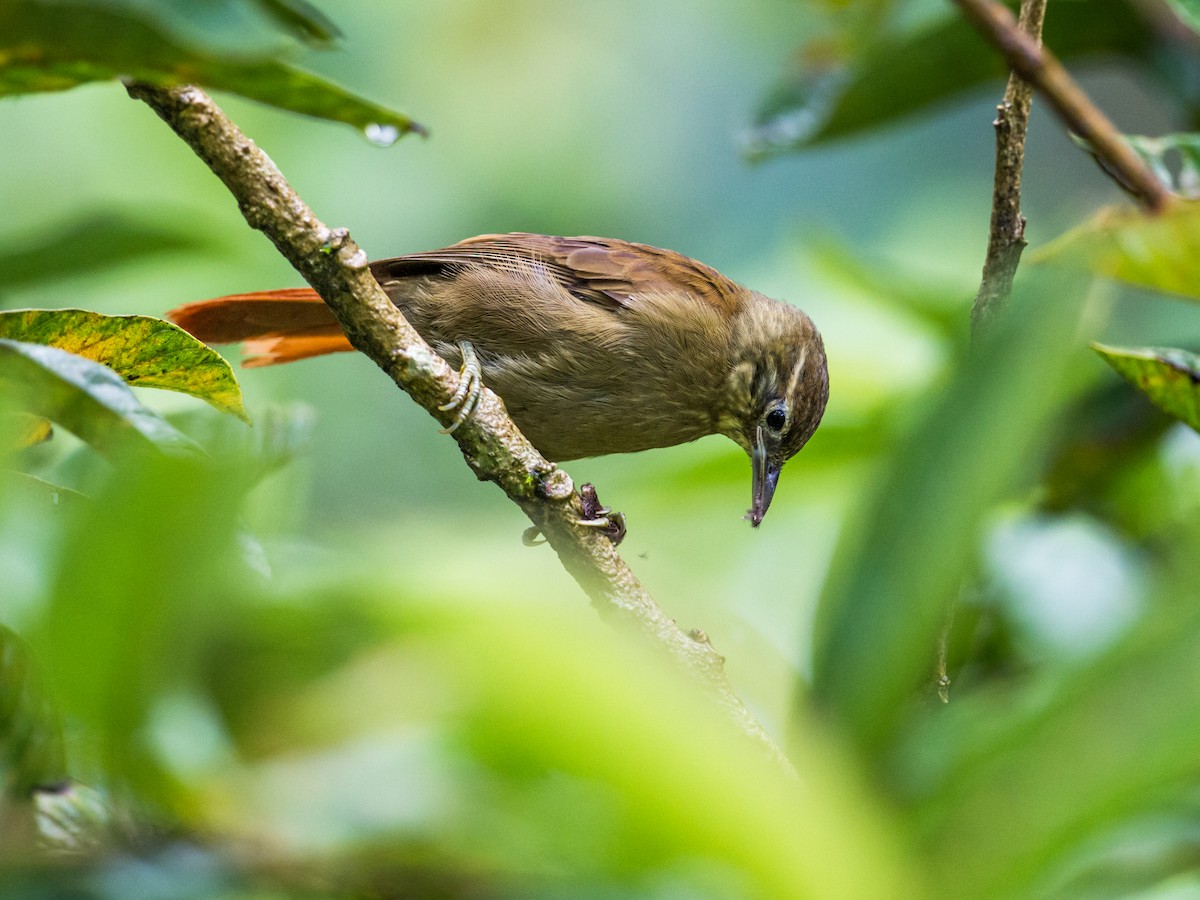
[455,342,725,461]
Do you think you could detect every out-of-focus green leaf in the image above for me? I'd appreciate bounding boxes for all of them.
[0,339,196,456]
[1093,343,1200,433]
[89,0,339,53]
[176,402,314,479]
[198,595,387,758]
[204,593,922,897]
[444,604,918,897]
[36,452,248,803]
[903,601,1200,898]
[0,213,205,293]
[33,782,110,854]
[0,626,66,799]
[0,1,425,142]
[1127,133,1200,198]
[811,271,1086,756]
[1165,0,1200,37]
[1039,379,1172,519]
[238,402,313,473]
[3,473,86,507]
[746,1,1159,155]
[254,0,341,44]
[1076,132,1200,198]
[0,309,249,423]
[1035,201,1200,301]
[1037,800,1200,899]
[806,236,969,339]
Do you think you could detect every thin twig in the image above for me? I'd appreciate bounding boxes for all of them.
[935,592,958,704]
[970,0,1045,333]
[950,0,1047,696]
[125,83,792,771]
[953,0,1174,214]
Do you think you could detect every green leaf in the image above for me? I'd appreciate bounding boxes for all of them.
[746,1,1160,155]
[907,603,1200,898]
[0,309,249,424]
[811,271,1087,755]
[4,472,86,507]
[1079,132,1200,198]
[207,590,921,897]
[1165,0,1200,37]
[0,1,425,142]
[0,625,66,799]
[1034,201,1200,301]
[37,452,248,804]
[179,401,314,480]
[0,339,197,456]
[254,0,341,44]
[805,235,968,338]
[0,213,206,293]
[89,0,338,54]
[1125,133,1200,198]
[1092,343,1200,433]
[33,782,110,853]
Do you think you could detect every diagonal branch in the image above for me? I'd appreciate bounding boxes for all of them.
[125,83,791,771]
[953,0,1174,215]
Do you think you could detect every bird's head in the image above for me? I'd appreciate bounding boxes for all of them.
[720,295,828,527]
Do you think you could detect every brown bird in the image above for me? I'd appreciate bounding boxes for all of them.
[169,233,829,525]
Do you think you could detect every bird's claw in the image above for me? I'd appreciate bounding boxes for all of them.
[575,512,627,545]
[520,483,627,547]
[438,340,482,434]
[575,483,627,546]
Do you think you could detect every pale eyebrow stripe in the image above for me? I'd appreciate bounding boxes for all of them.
[785,345,808,402]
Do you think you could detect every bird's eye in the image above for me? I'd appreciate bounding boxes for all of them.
[765,407,787,433]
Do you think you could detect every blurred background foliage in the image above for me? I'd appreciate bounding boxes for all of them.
[5,0,1200,896]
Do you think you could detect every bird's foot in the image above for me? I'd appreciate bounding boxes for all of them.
[574,483,627,546]
[521,483,627,547]
[438,340,483,434]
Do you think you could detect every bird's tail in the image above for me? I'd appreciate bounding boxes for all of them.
[167,288,355,367]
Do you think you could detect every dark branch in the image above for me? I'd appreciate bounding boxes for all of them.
[125,83,791,770]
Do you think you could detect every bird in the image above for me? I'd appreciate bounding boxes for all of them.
[168,233,829,526]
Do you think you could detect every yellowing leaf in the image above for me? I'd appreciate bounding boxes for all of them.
[0,309,249,423]
[1093,343,1200,432]
[1035,200,1200,300]
[4,413,53,450]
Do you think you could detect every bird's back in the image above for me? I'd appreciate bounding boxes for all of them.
[373,235,745,460]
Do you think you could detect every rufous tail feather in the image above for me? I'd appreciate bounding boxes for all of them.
[167,288,354,367]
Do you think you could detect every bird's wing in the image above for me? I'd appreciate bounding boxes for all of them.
[369,233,745,315]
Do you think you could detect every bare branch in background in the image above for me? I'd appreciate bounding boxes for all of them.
[970,0,1047,334]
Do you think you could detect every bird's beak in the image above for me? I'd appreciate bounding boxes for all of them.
[747,426,781,528]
